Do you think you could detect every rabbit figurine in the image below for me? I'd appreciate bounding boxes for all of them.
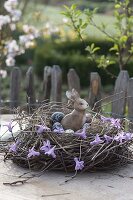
[61,89,89,131]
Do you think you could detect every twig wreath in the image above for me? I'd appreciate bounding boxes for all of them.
[1,100,133,175]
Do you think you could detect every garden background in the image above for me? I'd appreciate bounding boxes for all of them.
[0,0,133,109]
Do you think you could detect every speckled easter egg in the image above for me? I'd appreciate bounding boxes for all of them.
[52,122,64,131]
[65,129,74,134]
[83,123,90,129]
[51,112,65,124]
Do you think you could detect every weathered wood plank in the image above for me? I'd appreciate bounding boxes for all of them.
[112,70,129,118]
[51,65,62,102]
[25,67,36,112]
[67,68,80,93]
[127,78,133,130]
[10,67,21,108]
[43,66,51,101]
[88,72,102,112]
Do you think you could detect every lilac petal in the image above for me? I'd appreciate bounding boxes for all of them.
[74,157,84,171]
[36,125,50,134]
[90,134,104,146]
[110,118,121,129]
[45,146,56,158]
[114,132,125,143]
[27,147,40,158]
[4,121,13,133]
[74,128,87,139]
[101,116,111,122]
[124,132,133,141]
[40,140,51,152]
[104,134,113,143]
[9,140,20,153]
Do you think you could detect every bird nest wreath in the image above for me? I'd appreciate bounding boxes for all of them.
[2,100,133,173]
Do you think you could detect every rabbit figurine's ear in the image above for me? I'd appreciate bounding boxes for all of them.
[71,88,80,99]
[66,91,74,101]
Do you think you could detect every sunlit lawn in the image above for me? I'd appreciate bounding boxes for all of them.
[22,3,116,40]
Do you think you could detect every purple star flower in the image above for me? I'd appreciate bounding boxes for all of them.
[45,146,56,158]
[27,147,40,158]
[74,128,87,139]
[104,134,113,143]
[101,116,111,122]
[124,132,133,141]
[36,124,50,134]
[40,140,56,158]
[74,157,84,171]
[101,116,121,129]
[90,134,104,146]
[114,132,125,143]
[110,118,121,129]
[9,140,20,153]
[4,121,14,133]
[40,140,51,152]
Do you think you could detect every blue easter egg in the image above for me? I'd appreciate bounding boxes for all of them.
[51,112,65,124]
[52,122,64,130]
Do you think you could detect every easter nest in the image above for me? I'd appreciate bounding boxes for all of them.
[2,101,133,173]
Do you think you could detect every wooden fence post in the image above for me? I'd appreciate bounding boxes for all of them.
[67,68,80,93]
[112,70,129,118]
[10,67,21,109]
[25,67,36,112]
[88,72,102,112]
[127,78,133,130]
[51,65,62,102]
[43,66,51,101]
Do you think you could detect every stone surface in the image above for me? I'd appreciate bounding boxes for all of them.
[0,115,133,200]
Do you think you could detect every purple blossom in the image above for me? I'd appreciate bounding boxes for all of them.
[74,157,84,171]
[114,132,125,143]
[9,140,19,153]
[110,118,121,129]
[27,147,40,158]
[124,132,133,141]
[90,134,104,146]
[40,140,51,152]
[74,128,87,139]
[36,124,50,134]
[101,116,111,122]
[101,116,121,129]
[104,134,113,143]
[40,140,56,158]
[45,146,56,158]
[4,121,14,133]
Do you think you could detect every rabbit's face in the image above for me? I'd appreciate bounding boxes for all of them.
[74,98,89,111]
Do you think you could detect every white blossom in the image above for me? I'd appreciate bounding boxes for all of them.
[0,70,7,78]
[23,25,39,38]
[6,40,19,56]
[0,15,11,30]
[6,56,15,67]
[4,0,18,13]
[9,23,16,31]
[11,9,22,22]
[62,18,68,23]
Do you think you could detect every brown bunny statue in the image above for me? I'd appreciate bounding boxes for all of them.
[61,88,89,131]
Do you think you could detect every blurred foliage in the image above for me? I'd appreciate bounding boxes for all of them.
[28,38,133,87]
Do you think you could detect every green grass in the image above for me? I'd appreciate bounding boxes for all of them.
[22,2,116,39]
